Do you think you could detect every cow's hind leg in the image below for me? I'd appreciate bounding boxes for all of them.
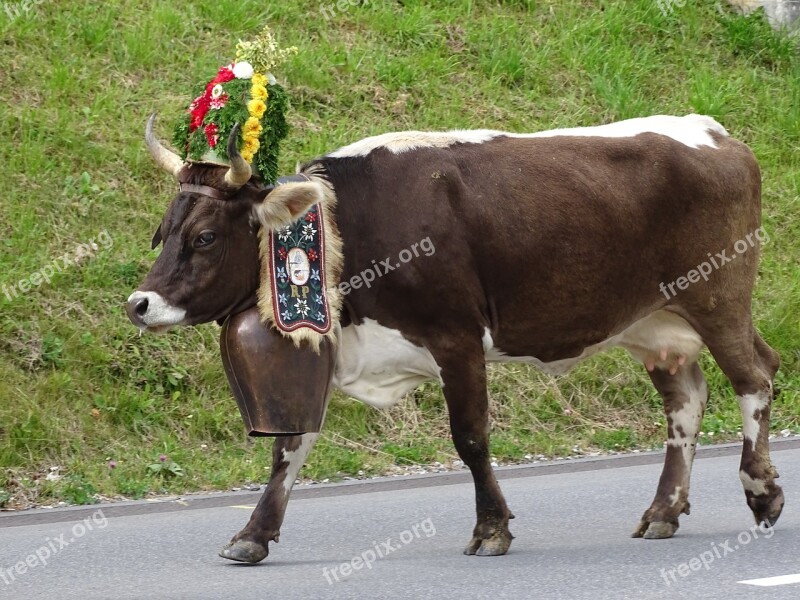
[434,346,513,556]
[737,331,783,526]
[220,433,318,563]
[697,322,783,527]
[633,361,708,539]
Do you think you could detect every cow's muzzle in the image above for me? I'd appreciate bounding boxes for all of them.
[126,290,186,331]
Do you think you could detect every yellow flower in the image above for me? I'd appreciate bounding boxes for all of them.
[243,116,262,136]
[247,99,267,118]
[242,137,260,158]
[251,73,267,87]
[251,84,268,101]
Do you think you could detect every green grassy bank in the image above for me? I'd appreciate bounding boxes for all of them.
[0,0,797,507]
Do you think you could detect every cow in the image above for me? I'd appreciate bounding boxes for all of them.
[127,113,783,563]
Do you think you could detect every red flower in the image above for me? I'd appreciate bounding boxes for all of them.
[204,123,219,148]
[188,64,233,133]
[307,248,318,262]
[209,93,228,110]
[189,95,210,132]
[205,67,235,98]
[304,211,317,222]
[278,247,288,261]
[210,65,235,85]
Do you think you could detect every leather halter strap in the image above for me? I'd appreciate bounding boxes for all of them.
[179,183,229,199]
[179,174,310,199]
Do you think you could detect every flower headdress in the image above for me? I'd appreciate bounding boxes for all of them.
[172,26,297,185]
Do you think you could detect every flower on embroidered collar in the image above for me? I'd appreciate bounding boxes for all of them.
[294,299,310,317]
[277,226,292,242]
[301,223,316,241]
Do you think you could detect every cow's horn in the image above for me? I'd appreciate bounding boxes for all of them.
[224,124,252,188]
[145,113,184,178]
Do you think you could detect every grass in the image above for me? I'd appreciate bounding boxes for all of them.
[0,0,798,507]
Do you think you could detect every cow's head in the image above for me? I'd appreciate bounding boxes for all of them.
[126,115,325,332]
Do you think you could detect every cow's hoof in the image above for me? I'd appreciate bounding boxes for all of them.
[219,539,268,564]
[464,529,513,556]
[632,519,678,539]
[747,485,784,529]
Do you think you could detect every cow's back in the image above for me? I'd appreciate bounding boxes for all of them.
[316,116,762,363]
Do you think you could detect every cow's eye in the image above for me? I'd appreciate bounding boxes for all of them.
[194,230,216,248]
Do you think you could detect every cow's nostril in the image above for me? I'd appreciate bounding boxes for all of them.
[134,297,149,317]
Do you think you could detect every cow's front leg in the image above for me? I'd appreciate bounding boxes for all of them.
[434,346,513,556]
[633,362,707,539]
[219,433,319,563]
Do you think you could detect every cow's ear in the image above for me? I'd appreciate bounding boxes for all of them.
[254,181,326,230]
[151,225,163,249]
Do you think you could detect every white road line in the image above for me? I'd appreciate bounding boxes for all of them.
[739,574,800,587]
[230,505,257,510]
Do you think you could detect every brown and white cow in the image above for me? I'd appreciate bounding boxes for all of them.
[127,113,783,563]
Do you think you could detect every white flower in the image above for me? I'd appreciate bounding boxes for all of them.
[277,226,292,242]
[267,72,277,85]
[302,223,316,241]
[295,299,310,317]
[233,61,254,79]
[211,84,224,99]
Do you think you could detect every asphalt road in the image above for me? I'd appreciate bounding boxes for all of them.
[2,440,800,600]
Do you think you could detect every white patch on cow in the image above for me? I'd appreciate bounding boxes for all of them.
[666,371,707,470]
[333,318,442,409]
[526,113,728,149]
[738,391,769,451]
[740,470,769,496]
[281,433,319,495]
[482,310,704,376]
[328,114,728,158]
[668,486,683,507]
[328,130,500,158]
[617,310,705,367]
[127,291,186,327]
